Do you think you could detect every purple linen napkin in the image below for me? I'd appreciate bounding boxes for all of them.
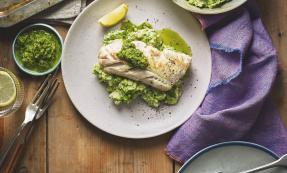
[166,0,287,163]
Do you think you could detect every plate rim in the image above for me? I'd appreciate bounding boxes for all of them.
[172,0,248,15]
[61,0,211,139]
[177,141,279,173]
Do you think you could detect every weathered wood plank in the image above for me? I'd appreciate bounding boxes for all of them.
[47,73,174,173]
[0,26,47,173]
[0,34,5,149]
[258,0,287,124]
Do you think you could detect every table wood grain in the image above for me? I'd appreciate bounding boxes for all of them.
[0,0,286,172]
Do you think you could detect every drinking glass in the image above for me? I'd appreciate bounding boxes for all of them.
[0,67,24,117]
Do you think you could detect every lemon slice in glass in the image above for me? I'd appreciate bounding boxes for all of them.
[98,4,128,27]
[0,71,17,107]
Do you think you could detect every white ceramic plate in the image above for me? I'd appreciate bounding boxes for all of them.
[178,141,287,173]
[62,0,211,138]
[173,0,247,15]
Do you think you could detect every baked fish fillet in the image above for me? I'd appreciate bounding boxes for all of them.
[98,39,192,91]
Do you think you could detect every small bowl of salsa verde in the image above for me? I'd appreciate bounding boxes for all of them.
[12,23,63,76]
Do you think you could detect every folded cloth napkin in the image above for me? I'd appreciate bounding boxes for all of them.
[33,0,87,25]
[166,0,287,163]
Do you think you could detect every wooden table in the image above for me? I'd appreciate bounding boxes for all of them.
[0,0,286,172]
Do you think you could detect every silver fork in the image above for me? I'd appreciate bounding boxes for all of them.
[215,154,287,173]
[0,72,59,173]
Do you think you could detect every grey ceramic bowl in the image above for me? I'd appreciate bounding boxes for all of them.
[12,23,63,76]
[177,141,287,173]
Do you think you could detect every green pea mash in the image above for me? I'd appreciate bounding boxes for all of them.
[187,0,231,8]
[94,20,190,108]
[94,65,181,108]
[15,29,62,72]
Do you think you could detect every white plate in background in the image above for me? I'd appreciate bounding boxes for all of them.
[173,0,247,15]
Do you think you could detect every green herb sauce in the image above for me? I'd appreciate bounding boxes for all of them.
[15,29,62,72]
[187,0,231,8]
[158,28,192,56]
[117,41,148,69]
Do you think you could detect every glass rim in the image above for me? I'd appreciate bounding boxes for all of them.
[0,67,24,117]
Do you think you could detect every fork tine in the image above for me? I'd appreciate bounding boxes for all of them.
[32,67,59,104]
[34,78,57,107]
[32,101,44,121]
[43,80,60,107]
[38,79,58,108]
[31,74,51,103]
[37,81,60,119]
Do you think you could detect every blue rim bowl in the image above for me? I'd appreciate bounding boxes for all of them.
[12,23,63,76]
[177,141,279,173]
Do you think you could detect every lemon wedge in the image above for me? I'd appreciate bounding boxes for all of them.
[98,4,128,27]
[0,71,16,107]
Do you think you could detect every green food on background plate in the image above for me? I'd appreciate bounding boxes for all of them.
[94,20,191,108]
[103,20,164,50]
[14,29,62,72]
[187,0,231,8]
